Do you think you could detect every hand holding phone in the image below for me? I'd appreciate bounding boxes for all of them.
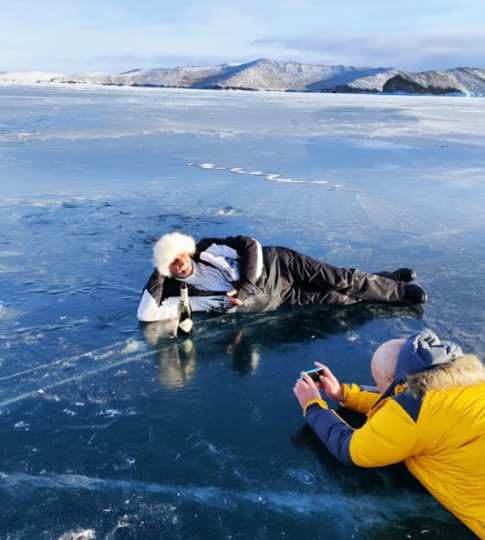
[300,367,324,383]
[304,363,345,402]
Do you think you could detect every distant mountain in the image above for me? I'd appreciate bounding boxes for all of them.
[192,59,392,92]
[49,59,401,93]
[310,67,400,93]
[1,60,484,96]
[0,70,64,83]
[383,68,485,96]
[54,65,231,87]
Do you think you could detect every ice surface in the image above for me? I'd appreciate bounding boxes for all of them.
[1,85,484,539]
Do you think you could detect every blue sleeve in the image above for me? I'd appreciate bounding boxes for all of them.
[305,404,356,466]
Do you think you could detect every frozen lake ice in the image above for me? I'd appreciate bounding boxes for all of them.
[1,85,484,539]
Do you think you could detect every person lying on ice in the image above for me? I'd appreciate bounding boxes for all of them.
[137,232,427,322]
[293,330,485,539]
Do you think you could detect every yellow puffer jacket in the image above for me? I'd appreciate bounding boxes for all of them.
[305,381,485,539]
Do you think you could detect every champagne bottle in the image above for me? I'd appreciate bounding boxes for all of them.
[177,283,193,336]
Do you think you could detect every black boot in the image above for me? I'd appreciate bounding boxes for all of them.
[404,283,427,304]
[378,268,416,283]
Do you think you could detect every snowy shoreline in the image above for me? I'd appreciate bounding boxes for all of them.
[2,58,485,96]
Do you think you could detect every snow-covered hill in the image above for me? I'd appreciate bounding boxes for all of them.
[0,70,63,83]
[1,61,485,96]
[383,68,485,96]
[312,67,400,93]
[194,59,376,91]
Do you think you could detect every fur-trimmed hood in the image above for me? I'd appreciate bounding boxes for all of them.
[406,353,485,398]
[152,232,196,277]
[372,329,477,408]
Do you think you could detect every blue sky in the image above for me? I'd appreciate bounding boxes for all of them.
[1,0,484,73]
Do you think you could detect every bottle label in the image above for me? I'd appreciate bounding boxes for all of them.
[178,318,193,333]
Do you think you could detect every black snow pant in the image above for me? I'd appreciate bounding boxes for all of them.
[275,247,406,306]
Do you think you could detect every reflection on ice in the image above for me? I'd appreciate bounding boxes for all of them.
[0,302,426,406]
[156,340,197,388]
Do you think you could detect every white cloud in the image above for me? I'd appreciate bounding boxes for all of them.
[253,31,485,71]
[0,0,484,72]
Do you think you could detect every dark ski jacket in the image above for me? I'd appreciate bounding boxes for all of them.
[137,235,282,322]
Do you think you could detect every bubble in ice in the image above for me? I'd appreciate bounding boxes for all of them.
[286,468,316,485]
[199,163,216,169]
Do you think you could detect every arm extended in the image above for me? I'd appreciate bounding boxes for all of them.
[197,236,264,302]
[137,270,228,322]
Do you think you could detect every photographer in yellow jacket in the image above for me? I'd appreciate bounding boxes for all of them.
[294,330,485,539]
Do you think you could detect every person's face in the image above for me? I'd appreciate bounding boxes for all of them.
[169,252,194,278]
[371,361,394,395]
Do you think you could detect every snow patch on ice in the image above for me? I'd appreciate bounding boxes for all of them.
[88,349,114,360]
[353,139,414,150]
[58,529,96,540]
[0,304,24,321]
[101,409,122,418]
[189,162,342,188]
[121,340,144,354]
[216,208,237,216]
[271,177,305,184]
[0,251,21,257]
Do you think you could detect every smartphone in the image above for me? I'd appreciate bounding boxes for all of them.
[300,367,324,382]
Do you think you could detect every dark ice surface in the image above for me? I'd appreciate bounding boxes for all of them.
[1,85,484,539]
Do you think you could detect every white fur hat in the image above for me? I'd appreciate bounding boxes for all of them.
[152,232,196,276]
